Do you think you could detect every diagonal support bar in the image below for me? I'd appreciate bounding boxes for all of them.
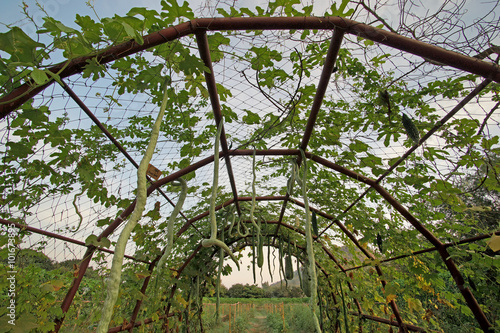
[195,31,242,216]
[300,29,345,151]
[60,80,190,222]
[0,218,149,264]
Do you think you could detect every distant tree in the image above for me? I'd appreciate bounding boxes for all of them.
[55,258,99,278]
[16,248,53,270]
[289,286,305,298]
[227,283,265,298]
[227,283,245,298]
[219,284,228,297]
[245,284,265,298]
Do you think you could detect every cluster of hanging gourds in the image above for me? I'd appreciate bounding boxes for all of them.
[96,77,323,331]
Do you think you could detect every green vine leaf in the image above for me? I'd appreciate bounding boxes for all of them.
[160,0,195,24]
[326,0,354,17]
[85,235,111,248]
[30,68,49,85]
[0,27,44,63]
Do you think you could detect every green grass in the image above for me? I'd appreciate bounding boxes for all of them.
[202,304,254,333]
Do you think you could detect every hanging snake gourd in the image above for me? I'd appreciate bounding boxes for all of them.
[157,178,188,274]
[96,80,170,333]
[285,236,294,280]
[216,216,225,322]
[267,234,273,282]
[257,229,264,268]
[311,211,318,238]
[201,121,240,270]
[249,149,260,233]
[297,148,321,332]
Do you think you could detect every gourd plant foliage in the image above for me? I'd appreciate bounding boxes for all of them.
[0,0,499,332]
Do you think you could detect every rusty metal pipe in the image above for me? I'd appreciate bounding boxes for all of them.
[195,31,241,215]
[289,198,406,329]
[345,230,500,272]
[53,154,216,331]
[348,312,430,332]
[300,29,345,151]
[0,218,149,263]
[374,184,491,331]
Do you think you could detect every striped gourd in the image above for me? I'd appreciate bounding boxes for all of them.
[267,234,273,282]
[296,257,302,286]
[257,233,264,268]
[252,226,256,284]
[402,113,420,145]
[301,265,311,297]
[285,237,294,280]
[312,211,318,237]
[285,255,293,280]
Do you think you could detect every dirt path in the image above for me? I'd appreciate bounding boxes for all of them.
[246,313,268,333]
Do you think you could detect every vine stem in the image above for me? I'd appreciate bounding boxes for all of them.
[71,188,85,233]
[96,80,169,333]
[298,148,321,333]
[250,149,260,233]
[201,121,240,269]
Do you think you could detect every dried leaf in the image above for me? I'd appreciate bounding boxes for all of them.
[487,234,500,252]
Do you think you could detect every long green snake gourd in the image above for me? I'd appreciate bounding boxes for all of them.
[297,148,322,333]
[96,80,170,333]
[201,121,240,270]
[157,178,188,274]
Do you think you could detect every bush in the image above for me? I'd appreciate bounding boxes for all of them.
[286,305,315,333]
[266,312,285,333]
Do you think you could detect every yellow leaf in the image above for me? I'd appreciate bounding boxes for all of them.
[386,294,397,303]
[176,294,189,307]
[487,234,500,252]
[51,280,65,291]
[135,271,151,279]
[465,206,491,212]
[407,297,423,313]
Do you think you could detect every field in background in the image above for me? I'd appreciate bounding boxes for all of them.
[202,298,314,333]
